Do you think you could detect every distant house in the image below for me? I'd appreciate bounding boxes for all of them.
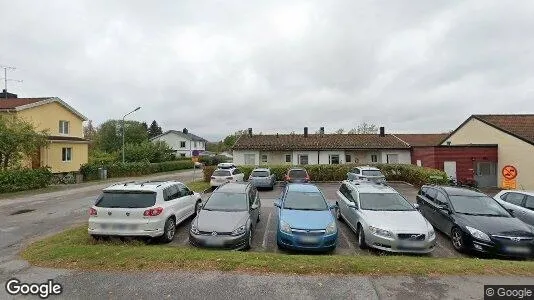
[0,91,89,173]
[150,128,207,157]
[232,127,411,166]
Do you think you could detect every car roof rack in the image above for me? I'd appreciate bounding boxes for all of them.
[110,181,137,187]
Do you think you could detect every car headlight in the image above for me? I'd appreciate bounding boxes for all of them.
[280,220,292,234]
[325,221,337,235]
[190,222,200,235]
[465,226,491,242]
[231,225,247,236]
[368,226,393,239]
[428,227,435,239]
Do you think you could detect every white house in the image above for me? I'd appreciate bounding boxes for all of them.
[231,127,411,166]
[150,128,207,158]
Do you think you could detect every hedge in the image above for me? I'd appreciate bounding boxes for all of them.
[202,164,449,186]
[80,160,194,181]
[0,168,53,193]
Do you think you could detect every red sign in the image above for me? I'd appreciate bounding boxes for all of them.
[502,165,518,180]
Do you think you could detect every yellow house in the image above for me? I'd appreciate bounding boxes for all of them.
[0,96,89,173]
[442,114,534,189]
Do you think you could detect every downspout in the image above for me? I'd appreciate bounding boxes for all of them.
[317,151,320,165]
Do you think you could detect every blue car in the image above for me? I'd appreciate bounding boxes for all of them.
[274,184,338,252]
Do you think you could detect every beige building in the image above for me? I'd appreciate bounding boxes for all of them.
[442,114,534,189]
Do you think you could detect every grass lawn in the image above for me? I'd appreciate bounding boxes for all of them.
[22,225,534,275]
[185,181,211,193]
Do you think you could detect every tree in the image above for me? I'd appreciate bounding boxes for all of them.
[141,122,148,133]
[147,120,163,139]
[222,130,246,150]
[83,120,97,140]
[93,120,148,153]
[335,128,344,134]
[355,122,379,134]
[0,116,49,170]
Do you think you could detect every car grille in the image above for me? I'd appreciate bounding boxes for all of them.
[397,233,426,241]
[291,229,325,236]
[491,235,533,243]
[198,231,232,236]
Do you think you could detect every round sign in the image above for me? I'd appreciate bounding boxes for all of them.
[502,165,518,180]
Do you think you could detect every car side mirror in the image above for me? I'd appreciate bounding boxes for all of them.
[329,203,338,210]
[188,190,194,195]
[251,204,259,210]
[439,204,450,213]
[274,200,281,208]
[413,203,419,210]
[347,203,358,209]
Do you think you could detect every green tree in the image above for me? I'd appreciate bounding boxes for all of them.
[0,116,49,170]
[148,120,163,138]
[93,120,148,153]
[352,122,378,134]
[222,130,246,150]
[335,128,344,134]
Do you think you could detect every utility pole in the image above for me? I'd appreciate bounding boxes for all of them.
[0,65,23,98]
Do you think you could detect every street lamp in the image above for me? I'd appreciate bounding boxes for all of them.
[122,106,141,163]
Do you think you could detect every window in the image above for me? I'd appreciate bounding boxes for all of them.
[329,154,340,164]
[177,184,191,198]
[345,154,351,163]
[59,120,69,134]
[164,185,180,201]
[339,184,355,203]
[96,191,156,208]
[525,196,534,210]
[180,153,186,157]
[426,188,437,201]
[435,192,448,206]
[61,147,72,162]
[180,141,186,148]
[248,188,257,207]
[261,154,268,163]
[352,168,360,174]
[285,154,291,163]
[194,141,197,148]
[386,154,398,164]
[504,193,525,206]
[244,154,256,165]
[371,155,378,163]
[298,154,309,165]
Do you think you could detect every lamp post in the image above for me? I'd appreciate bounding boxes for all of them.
[122,106,141,163]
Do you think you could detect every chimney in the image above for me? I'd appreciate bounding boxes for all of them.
[182,128,188,134]
[248,128,252,137]
[276,133,279,138]
[379,127,385,137]
[320,127,325,134]
[304,127,308,138]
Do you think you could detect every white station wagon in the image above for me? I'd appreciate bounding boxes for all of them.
[88,180,202,242]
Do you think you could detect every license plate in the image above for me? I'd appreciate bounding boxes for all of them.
[504,246,531,254]
[299,236,319,244]
[399,241,423,248]
[115,224,126,230]
[101,223,109,229]
[206,239,224,247]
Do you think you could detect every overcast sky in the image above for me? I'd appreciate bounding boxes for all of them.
[2,1,534,141]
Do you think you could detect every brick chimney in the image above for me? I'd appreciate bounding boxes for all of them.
[304,127,308,137]
[379,127,385,137]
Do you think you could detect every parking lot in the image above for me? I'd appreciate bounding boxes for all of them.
[171,182,466,258]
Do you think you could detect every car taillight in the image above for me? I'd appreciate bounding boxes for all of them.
[284,175,289,180]
[305,176,310,181]
[143,207,163,217]
[226,177,233,180]
[89,207,97,216]
[211,176,216,179]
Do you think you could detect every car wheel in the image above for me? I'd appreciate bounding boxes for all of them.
[451,227,466,252]
[90,234,101,241]
[335,203,342,221]
[357,224,367,249]
[244,229,252,250]
[160,218,176,243]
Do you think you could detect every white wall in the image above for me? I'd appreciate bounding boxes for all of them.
[152,132,205,158]
[233,150,260,165]
[379,150,411,164]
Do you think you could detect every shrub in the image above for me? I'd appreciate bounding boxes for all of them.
[0,168,53,193]
[123,141,175,163]
[199,155,229,166]
[88,150,119,165]
[80,160,194,180]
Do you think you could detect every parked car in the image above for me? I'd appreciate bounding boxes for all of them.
[275,183,338,252]
[189,183,261,250]
[284,168,310,183]
[336,180,435,253]
[88,181,202,242]
[494,190,534,226]
[417,185,534,258]
[217,162,237,169]
[249,168,276,190]
[347,166,386,183]
[210,168,244,188]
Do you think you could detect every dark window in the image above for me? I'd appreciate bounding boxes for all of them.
[164,185,180,201]
[213,170,231,176]
[329,154,340,164]
[180,141,186,148]
[505,192,525,206]
[62,147,72,162]
[299,155,309,165]
[525,196,534,210]
[345,154,351,163]
[261,154,268,163]
[362,170,383,176]
[285,154,291,163]
[177,184,190,197]
[435,192,448,206]
[96,191,157,208]
[352,168,360,174]
[359,193,414,211]
[371,155,378,163]
[180,153,186,157]
[283,192,328,210]
[426,188,438,201]
[339,184,355,203]
[449,195,511,217]
[204,193,248,211]
[251,170,269,177]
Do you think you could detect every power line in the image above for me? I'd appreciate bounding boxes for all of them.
[0,65,23,98]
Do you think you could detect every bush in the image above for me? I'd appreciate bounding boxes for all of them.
[80,160,194,180]
[200,163,448,186]
[123,141,175,163]
[0,168,53,193]
[88,150,119,165]
[199,155,229,166]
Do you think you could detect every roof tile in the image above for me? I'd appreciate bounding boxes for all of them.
[0,98,48,109]
[474,114,534,145]
[394,133,449,147]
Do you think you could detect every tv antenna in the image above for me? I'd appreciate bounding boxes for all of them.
[0,65,23,98]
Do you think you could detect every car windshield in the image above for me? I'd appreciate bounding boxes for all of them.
[96,191,156,208]
[288,170,307,178]
[449,195,511,217]
[283,191,328,210]
[359,193,414,211]
[251,171,269,177]
[362,170,383,176]
[203,192,248,211]
[213,170,231,176]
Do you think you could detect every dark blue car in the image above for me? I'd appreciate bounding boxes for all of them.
[275,183,338,252]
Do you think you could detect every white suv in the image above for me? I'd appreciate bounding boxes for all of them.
[210,168,245,188]
[88,180,202,242]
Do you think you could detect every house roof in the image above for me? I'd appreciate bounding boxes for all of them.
[441,114,534,146]
[394,133,449,147]
[48,136,90,142]
[232,133,410,151]
[0,97,88,121]
[150,130,208,142]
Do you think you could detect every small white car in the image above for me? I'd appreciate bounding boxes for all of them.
[88,180,202,242]
[347,166,386,184]
[210,168,245,188]
[494,190,534,226]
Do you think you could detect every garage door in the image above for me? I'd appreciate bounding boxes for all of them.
[475,162,497,187]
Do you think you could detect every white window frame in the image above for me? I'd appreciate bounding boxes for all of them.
[180,141,186,148]
[371,154,378,163]
[261,154,268,163]
[345,154,351,163]
[244,154,256,165]
[59,120,70,135]
[62,147,72,162]
[298,154,309,165]
[329,154,340,165]
[285,154,292,163]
